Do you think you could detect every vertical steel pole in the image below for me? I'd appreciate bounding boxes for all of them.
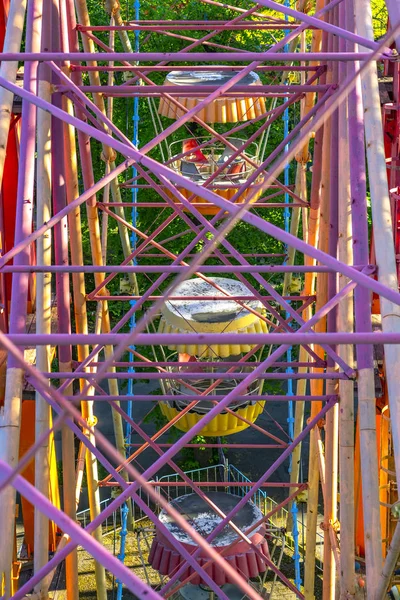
[0,0,40,593]
[353,0,398,595]
[281,2,302,586]
[33,0,52,592]
[304,7,330,596]
[51,4,79,590]
[337,0,356,597]
[323,18,339,594]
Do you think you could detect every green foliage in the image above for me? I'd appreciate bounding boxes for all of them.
[143,404,225,472]
[370,0,388,39]
[143,404,181,443]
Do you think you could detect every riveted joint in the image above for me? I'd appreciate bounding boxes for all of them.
[104,0,119,16]
[86,415,98,428]
[294,150,312,164]
[330,519,340,533]
[307,416,325,429]
[100,150,117,163]
[296,0,312,13]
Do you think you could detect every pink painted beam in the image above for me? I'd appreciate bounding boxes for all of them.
[0,51,383,61]
[102,479,308,485]
[77,22,303,31]
[71,64,321,72]
[7,331,398,346]
[64,84,330,95]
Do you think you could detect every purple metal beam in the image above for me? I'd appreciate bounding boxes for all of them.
[0,264,369,273]
[64,84,330,95]
[0,51,385,61]
[67,395,331,402]
[4,12,38,370]
[99,202,307,207]
[77,22,306,31]
[347,13,374,372]
[40,372,350,381]
[0,0,40,589]
[5,331,398,345]
[52,93,73,370]
[72,64,321,72]
[103,479,307,484]
[82,361,324,369]
[386,0,400,52]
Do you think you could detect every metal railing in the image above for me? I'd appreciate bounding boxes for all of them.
[76,497,119,534]
[76,461,323,570]
[76,482,157,532]
[227,463,324,571]
[156,463,226,502]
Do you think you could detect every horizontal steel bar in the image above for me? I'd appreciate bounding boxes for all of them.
[77,22,302,31]
[64,84,329,94]
[100,202,307,207]
[71,64,321,72]
[45,371,348,380]
[80,91,293,98]
[0,265,366,274]
[101,480,306,486]
[113,185,288,191]
[137,253,287,258]
[90,295,314,301]
[0,51,381,61]
[85,361,324,368]
[64,394,332,402]
[125,19,287,23]
[8,332,396,344]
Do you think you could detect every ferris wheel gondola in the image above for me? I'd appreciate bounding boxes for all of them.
[149,492,270,590]
[158,70,267,215]
[157,277,268,436]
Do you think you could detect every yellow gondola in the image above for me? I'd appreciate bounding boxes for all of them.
[158,277,268,436]
[158,70,266,123]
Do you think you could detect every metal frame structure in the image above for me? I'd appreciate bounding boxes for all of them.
[0,0,399,599]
